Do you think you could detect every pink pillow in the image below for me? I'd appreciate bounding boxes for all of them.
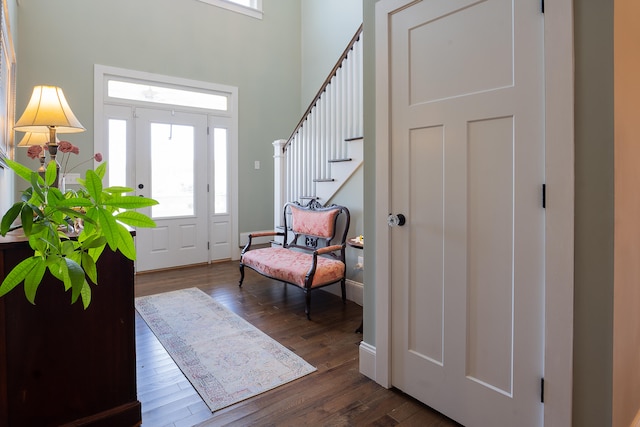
[290,206,339,238]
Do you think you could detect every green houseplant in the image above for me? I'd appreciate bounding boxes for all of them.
[0,158,158,308]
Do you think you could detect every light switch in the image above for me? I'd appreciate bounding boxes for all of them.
[254,161,260,170]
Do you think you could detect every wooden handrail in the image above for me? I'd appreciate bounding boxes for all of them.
[284,23,363,152]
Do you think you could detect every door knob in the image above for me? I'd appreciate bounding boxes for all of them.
[138,184,144,189]
[387,213,406,227]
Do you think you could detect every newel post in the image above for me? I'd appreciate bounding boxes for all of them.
[273,139,286,229]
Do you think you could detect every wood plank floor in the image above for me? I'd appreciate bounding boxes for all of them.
[134,261,459,427]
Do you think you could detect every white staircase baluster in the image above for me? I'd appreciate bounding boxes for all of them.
[278,26,362,212]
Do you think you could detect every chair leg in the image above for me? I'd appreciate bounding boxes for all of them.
[239,264,245,287]
[305,290,311,320]
[341,279,346,303]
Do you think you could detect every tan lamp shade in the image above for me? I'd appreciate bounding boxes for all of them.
[17,131,59,147]
[14,85,85,133]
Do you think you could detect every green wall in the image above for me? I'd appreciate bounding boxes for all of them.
[15,0,301,235]
[362,0,377,346]
[301,0,362,110]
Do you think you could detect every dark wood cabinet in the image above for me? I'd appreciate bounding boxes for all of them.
[0,234,141,426]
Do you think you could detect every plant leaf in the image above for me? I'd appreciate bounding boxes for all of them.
[80,235,107,249]
[6,158,44,184]
[97,208,119,250]
[80,281,91,309]
[104,186,134,194]
[115,211,156,228]
[65,257,85,303]
[21,187,33,203]
[47,257,67,287]
[81,252,98,284]
[20,205,33,236]
[95,162,107,179]
[85,169,103,203]
[23,257,46,304]
[116,223,136,260]
[31,173,46,202]
[56,197,93,208]
[45,160,57,187]
[1,202,23,235]
[102,196,159,209]
[0,257,38,297]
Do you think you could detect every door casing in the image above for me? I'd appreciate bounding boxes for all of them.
[94,65,241,264]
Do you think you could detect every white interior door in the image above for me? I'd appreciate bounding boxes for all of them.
[389,1,545,426]
[134,108,209,272]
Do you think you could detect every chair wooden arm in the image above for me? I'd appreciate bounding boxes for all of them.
[250,231,280,238]
[242,231,284,254]
[314,244,344,255]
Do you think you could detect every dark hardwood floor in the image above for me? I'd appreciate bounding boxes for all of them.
[134,261,459,427]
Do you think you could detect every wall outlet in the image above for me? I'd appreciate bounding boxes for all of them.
[63,173,81,185]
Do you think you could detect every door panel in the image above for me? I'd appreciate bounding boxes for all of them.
[389,0,545,425]
[135,108,208,271]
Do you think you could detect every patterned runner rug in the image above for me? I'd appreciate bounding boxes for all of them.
[135,287,316,412]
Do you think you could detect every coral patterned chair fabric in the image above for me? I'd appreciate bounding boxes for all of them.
[239,200,350,319]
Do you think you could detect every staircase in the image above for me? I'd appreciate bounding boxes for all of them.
[273,25,363,227]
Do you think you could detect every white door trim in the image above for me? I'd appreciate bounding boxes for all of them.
[373,1,575,426]
[93,64,240,262]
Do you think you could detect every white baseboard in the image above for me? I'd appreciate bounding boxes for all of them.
[239,231,275,247]
[359,341,376,381]
[320,279,363,306]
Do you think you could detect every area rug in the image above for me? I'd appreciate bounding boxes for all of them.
[135,287,316,412]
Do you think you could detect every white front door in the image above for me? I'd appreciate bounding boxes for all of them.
[134,107,209,272]
[388,1,545,426]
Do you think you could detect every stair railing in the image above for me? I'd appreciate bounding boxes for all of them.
[274,24,363,227]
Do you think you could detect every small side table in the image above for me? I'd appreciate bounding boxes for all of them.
[347,237,364,333]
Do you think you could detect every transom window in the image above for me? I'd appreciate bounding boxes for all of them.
[107,80,228,111]
[196,0,263,19]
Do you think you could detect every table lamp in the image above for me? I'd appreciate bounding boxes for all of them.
[14,85,85,187]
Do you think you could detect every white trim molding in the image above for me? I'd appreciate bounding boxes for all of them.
[195,0,263,20]
[320,279,363,306]
[359,341,376,382]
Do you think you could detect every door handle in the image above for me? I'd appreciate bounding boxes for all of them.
[387,213,406,227]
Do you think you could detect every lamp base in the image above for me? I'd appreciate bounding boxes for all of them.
[47,141,60,188]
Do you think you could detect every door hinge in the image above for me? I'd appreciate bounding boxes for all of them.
[542,184,546,209]
[541,0,544,13]
[207,126,210,135]
[207,184,210,192]
[541,377,545,403]
[207,242,210,250]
